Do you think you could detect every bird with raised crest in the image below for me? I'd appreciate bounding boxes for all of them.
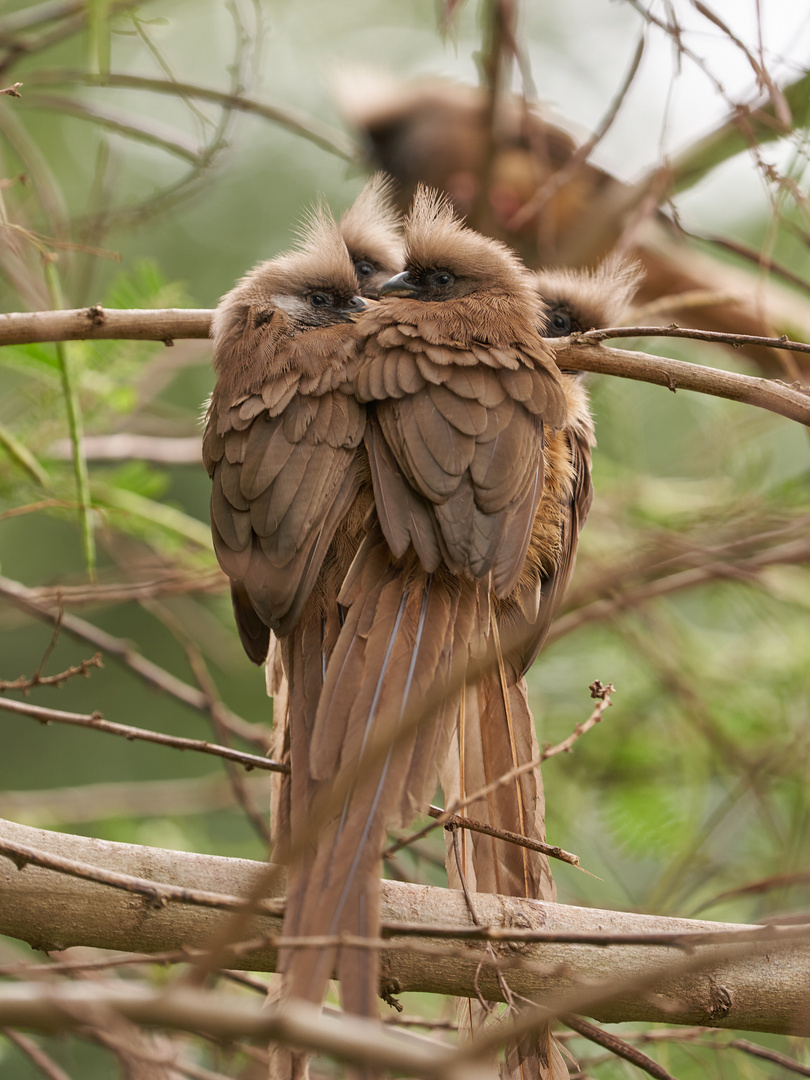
[201,179,408,1080]
[201,203,371,1024]
[279,187,577,1079]
[437,254,642,1080]
[263,175,404,857]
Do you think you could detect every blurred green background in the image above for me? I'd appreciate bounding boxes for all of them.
[0,1,808,1077]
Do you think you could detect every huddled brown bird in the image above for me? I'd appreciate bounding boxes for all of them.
[263,175,404,854]
[204,176,638,1079]
[438,254,641,1079]
[202,198,371,932]
[274,188,581,1079]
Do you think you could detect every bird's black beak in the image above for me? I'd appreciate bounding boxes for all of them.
[379,271,421,299]
[341,295,369,317]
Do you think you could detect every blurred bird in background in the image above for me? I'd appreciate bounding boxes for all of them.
[335,70,810,380]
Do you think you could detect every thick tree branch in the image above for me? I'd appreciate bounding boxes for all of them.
[0,819,808,1036]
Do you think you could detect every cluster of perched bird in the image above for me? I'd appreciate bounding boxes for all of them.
[203,175,640,1079]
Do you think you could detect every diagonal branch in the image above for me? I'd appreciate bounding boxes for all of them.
[23,70,358,160]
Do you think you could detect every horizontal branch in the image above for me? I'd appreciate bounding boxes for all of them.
[580,324,810,355]
[1,819,808,1036]
[2,307,808,426]
[0,985,471,1080]
[555,340,810,426]
[0,306,211,345]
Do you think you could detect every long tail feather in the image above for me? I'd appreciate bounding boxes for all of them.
[439,646,568,1080]
[280,533,476,1018]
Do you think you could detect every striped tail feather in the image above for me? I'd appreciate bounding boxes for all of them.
[439,646,570,1080]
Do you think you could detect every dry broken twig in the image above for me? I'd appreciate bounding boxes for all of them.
[0,652,102,692]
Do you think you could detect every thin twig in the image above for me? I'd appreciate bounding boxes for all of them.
[28,568,225,607]
[0,653,102,692]
[562,1015,677,1080]
[424,806,582,868]
[0,696,286,774]
[0,574,270,750]
[1,1029,73,1080]
[728,1038,810,1076]
[389,687,613,859]
[507,30,646,231]
[25,71,358,160]
[578,323,810,354]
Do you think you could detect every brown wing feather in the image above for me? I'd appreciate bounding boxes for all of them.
[358,324,561,599]
[205,326,366,642]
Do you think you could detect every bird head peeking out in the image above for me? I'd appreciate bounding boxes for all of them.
[209,205,367,402]
[376,185,546,345]
[338,172,404,298]
[534,255,643,378]
[535,254,643,339]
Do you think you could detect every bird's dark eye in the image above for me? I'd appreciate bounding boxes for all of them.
[548,310,572,336]
[430,271,454,288]
[309,292,333,308]
[355,260,374,278]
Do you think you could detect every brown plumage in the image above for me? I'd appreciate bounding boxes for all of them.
[263,175,403,861]
[202,204,368,984]
[232,180,403,1080]
[438,256,641,1080]
[280,189,574,1078]
[536,255,644,340]
[203,205,369,652]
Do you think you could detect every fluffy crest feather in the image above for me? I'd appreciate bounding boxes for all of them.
[211,202,358,329]
[210,201,361,398]
[404,184,531,294]
[275,199,359,292]
[339,172,403,272]
[534,254,644,332]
